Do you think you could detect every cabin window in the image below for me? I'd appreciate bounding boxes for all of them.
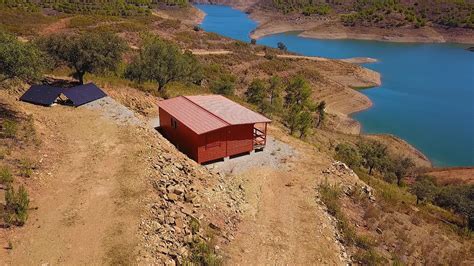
[171,117,178,129]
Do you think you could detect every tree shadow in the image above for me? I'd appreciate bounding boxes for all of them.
[42,76,79,88]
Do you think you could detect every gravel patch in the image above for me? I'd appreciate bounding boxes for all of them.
[81,97,144,126]
[205,136,296,175]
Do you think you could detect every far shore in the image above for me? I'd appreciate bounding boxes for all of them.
[248,10,474,44]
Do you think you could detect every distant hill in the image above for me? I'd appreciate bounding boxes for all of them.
[0,0,189,16]
[264,0,474,29]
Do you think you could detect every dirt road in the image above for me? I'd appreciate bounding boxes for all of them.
[224,130,345,265]
[1,103,150,264]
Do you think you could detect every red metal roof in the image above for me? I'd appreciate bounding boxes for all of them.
[158,95,271,135]
[186,95,271,125]
[158,97,228,134]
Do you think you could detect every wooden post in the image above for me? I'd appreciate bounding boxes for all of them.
[264,123,267,146]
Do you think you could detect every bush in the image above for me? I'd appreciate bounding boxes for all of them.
[4,185,29,226]
[335,143,362,168]
[0,147,7,159]
[319,180,341,216]
[210,74,236,96]
[250,38,257,45]
[0,31,46,82]
[193,25,201,31]
[1,119,17,138]
[19,159,34,178]
[353,249,385,265]
[0,166,13,185]
[184,239,222,266]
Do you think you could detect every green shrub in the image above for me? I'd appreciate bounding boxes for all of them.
[335,143,362,168]
[0,31,46,82]
[189,216,200,234]
[210,74,236,96]
[0,166,13,185]
[184,239,222,266]
[319,180,341,216]
[4,185,30,226]
[1,119,17,138]
[355,234,376,250]
[19,159,34,178]
[0,147,8,159]
[353,249,385,265]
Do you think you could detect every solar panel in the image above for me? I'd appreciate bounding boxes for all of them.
[63,83,107,107]
[20,85,64,106]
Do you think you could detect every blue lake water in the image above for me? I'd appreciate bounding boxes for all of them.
[196,4,474,167]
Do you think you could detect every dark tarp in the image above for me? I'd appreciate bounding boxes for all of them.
[20,85,64,106]
[63,83,107,107]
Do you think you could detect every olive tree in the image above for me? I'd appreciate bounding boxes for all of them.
[390,156,415,186]
[38,31,127,84]
[357,140,389,175]
[410,176,437,204]
[0,31,45,82]
[125,36,202,91]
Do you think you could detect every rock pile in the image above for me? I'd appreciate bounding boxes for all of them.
[322,161,357,177]
[322,161,376,202]
[138,145,245,265]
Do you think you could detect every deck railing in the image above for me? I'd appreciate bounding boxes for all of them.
[253,127,266,148]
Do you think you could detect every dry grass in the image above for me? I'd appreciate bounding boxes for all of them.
[0,9,59,36]
[340,169,474,264]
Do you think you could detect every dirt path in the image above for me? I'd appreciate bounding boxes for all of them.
[224,130,345,265]
[190,49,233,55]
[1,104,150,264]
[40,17,71,36]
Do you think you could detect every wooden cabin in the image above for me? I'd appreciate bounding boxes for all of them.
[158,95,271,164]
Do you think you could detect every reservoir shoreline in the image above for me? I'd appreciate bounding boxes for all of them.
[195,4,474,167]
[194,4,433,166]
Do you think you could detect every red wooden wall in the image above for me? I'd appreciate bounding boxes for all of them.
[159,108,255,164]
[159,108,200,161]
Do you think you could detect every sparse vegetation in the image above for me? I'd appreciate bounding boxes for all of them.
[271,0,474,29]
[319,180,384,264]
[0,0,159,16]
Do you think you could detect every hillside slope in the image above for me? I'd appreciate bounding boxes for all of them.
[0,87,242,264]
